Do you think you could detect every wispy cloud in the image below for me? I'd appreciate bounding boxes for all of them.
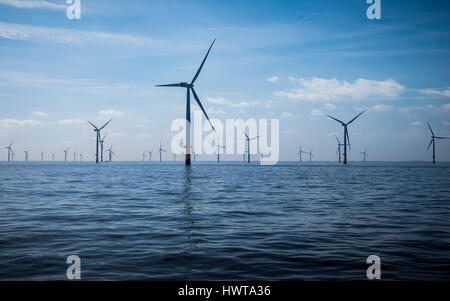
[274,77,405,102]
[57,118,85,125]
[410,121,423,126]
[207,97,260,108]
[311,109,325,117]
[420,87,450,98]
[267,76,279,83]
[282,112,294,118]
[98,110,124,117]
[372,104,394,111]
[32,111,48,117]
[0,118,43,128]
[0,0,65,10]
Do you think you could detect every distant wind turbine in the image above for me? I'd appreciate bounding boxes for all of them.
[24,149,29,162]
[41,152,44,162]
[73,151,77,162]
[217,144,226,163]
[87,119,112,163]
[158,142,166,162]
[99,132,108,163]
[243,131,260,163]
[361,148,368,162]
[147,150,153,162]
[142,151,146,162]
[63,147,70,162]
[307,148,314,162]
[156,39,217,166]
[327,110,366,165]
[5,139,13,162]
[297,145,303,163]
[335,136,343,163]
[52,153,55,161]
[427,122,450,164]
[107,146,114,162]
[80,152,83,162]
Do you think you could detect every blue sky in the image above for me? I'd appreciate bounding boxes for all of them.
[0,0,449,161]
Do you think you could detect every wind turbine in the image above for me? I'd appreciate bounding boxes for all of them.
[427,122,450,164]
[361,148,368,162]
[142,151,146,162]
[73,151,77,162]
[243,131,260,163]
[307,148,314,162]
[297,145,302,163]
[156,39,217,166]
[5,140,13,162]
[99,132,108,163]
[41,152,44,162]
[335,136,343,163]
[63,147,70,162]
[107,146,114,162]
[192,151,197,162]
[52,153,55,161]
[80,152,83,162]
[217,144,226,163]
[158,142,166,162]
[147,150,153,162]
[87,119,112,163]
[327,110,366,165]
[24,149,29,162]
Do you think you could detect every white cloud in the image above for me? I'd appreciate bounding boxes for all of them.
[207,97,260,108]
[206,108,225,115]
[420,87,450,98]
[323,103,337,110]
[282,112,294,118]
[0,118,43,127]
[0,0,65,10]
[267,76,279,83]
[32,111,48,117]
[274,77,405,102]
[311,109,325,117]
[372,104,394,111]
[442,103,450,113]
[98,110,124,117]
[410,121,423,126]
[57,118,85,125]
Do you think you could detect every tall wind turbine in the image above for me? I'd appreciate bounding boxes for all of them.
[147,150,153,162]
[361,148,368,162]
[63,147,70,162]
[5,140,13,162]
[87,119,112,163]
[327,110,366,165]
[427,122,450,164]
[158,142,166,162]
[107,146,114,162]
[335,136,343,163]
[243,131,260,163]
[156,39,217,166]
[217,145,226,163]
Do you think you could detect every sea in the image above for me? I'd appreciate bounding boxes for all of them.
[0,161,449,280]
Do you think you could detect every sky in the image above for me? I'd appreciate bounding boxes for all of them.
[0,0,449,162]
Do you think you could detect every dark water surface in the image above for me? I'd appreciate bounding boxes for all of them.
[0,162,449,280]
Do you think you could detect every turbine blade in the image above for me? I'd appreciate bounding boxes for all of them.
[347,110,366,125]
[87,121,98,130]
[346,131,351,150]
[335,135,340,144]
[191,39,216,85]
[155,83,184,87]
[242,130,249,139]
[99,119,112,131]
[435,136,450,139]
[427,139,433,151]
[427,122,435,136]
[327,115,345,125]
[191,87,215,131]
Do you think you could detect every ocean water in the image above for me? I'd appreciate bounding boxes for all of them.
[0,161,449,280]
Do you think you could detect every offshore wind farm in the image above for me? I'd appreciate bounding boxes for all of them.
[0,0,450,284]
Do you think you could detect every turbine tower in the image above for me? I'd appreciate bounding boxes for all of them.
[52,153,55,161]
[307,148,314,162]
[327,110,366,165]
[5,140,13,162]
[427,122,450,164]
[99,132,108,163]
[24,149,29,162]
[217,145,226,163]
[147,150,153,162]
[87,119,112,163]
[63,147,70,162]
[41,152,44,162]
[158,142,166,162]
[297,145,302,163]
[243,131,260,163]
[156,39,217,166]
[335,136,343,163]
[107,146,114,162]
[142,151,146,162]
[80,152,83,162]
[361,148,368,162]
[73,151,77,162]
